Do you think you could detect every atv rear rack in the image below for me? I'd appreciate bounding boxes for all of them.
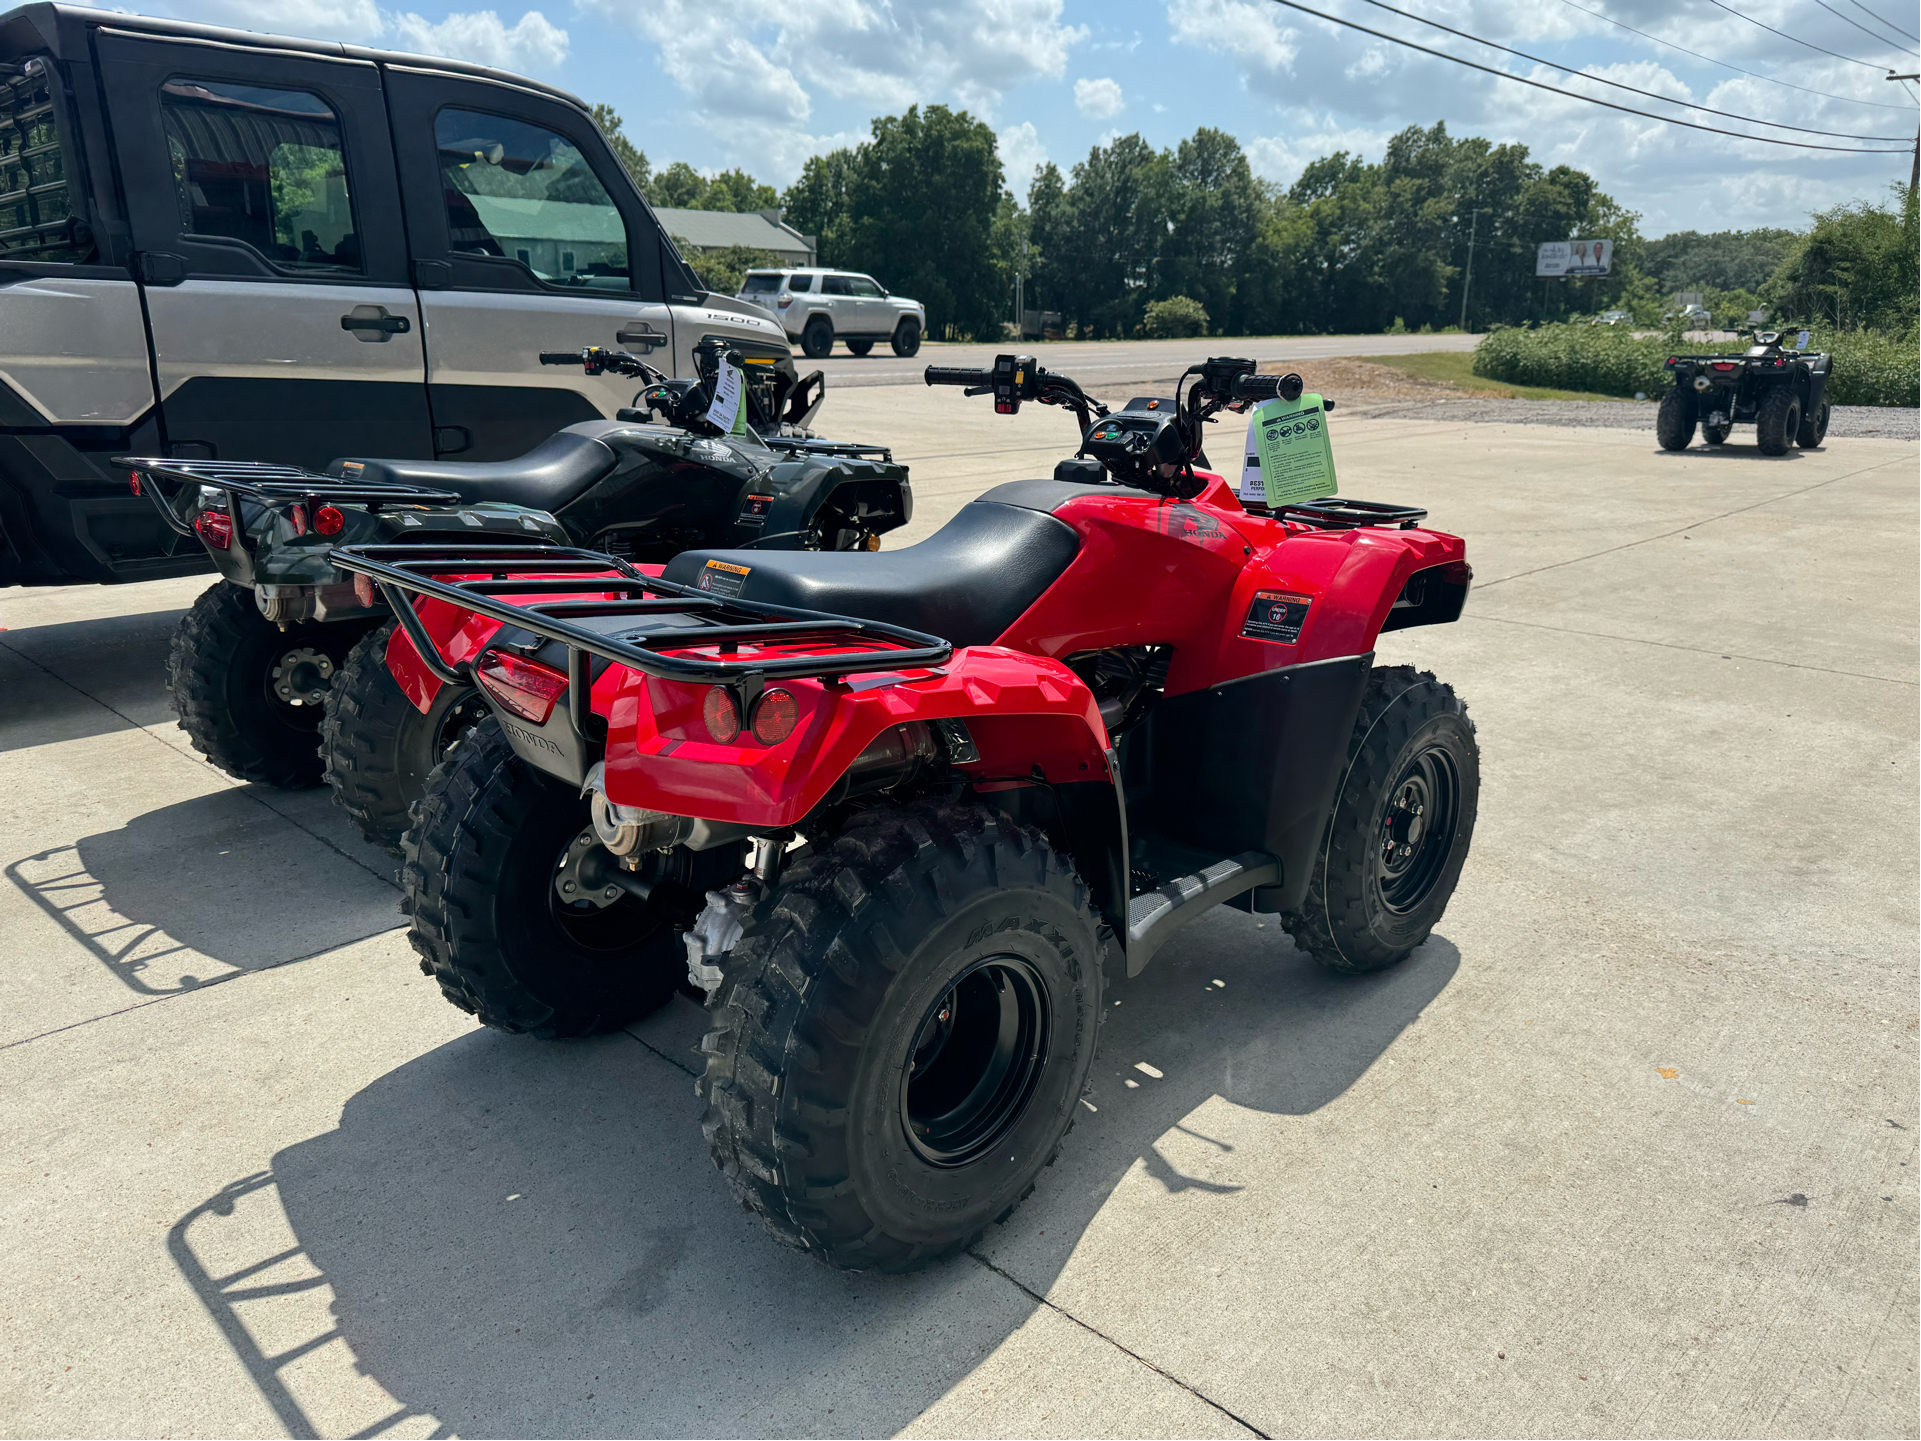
[116,456,466,546]
[1278,497,1428,531]
[329,542,954,715]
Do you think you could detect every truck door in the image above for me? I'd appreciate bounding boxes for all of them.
[95,31,433,471]
[384,68,676,461]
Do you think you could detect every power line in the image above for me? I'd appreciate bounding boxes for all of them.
[1551,0,1913,109]
[1352,0,1913,140]
[1262,0,1915,151]
[1849,0,1918,45]
[1810,0,1920,56]
[1698,0,1890,71]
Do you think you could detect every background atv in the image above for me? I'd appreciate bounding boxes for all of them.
[123,342,908,844]
[334,351,1478,1272]
[1658,329,1832,455]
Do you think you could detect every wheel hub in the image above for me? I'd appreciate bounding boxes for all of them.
[269,647,334,707]
[901,956,1050,1168]
[554,827,624,910]
[1375,747,1461,915]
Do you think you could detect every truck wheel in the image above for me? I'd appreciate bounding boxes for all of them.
[845,338,874,356]
[1755,387,1801,456]
[801,317,834,359]
[891,320,922,357]
[699,801,1105,1272]
[1655,388,1695,450]
[403,717,727,1038]
[1796,397,1831,448]
[168,581,369,788]
[320,622,484,852]
[1284,666,1479,975]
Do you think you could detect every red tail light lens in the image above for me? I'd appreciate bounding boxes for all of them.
[193,508,232,549]
[475,651,568,724]
[702,686,741,742]
[128,470,142,496]
[1712,362,1737,372]
[751,688,799,744]
[288,503,309,536]
[353,572,376,608]
[313,504,346,536]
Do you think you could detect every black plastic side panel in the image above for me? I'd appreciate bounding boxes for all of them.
[1131,653,1371,913]
[163,377,437,472]
[1380,562,1471,634]
[425,384,603,463]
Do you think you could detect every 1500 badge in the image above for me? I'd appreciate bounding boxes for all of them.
[1241,589,1312,644]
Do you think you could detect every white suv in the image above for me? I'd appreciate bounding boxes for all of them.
[739,268,925,359]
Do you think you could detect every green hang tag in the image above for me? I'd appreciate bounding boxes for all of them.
[1251,393,1336,508]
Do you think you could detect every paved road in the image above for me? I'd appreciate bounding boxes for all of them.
[1,406,1914,1438]
[813,331,1481,389]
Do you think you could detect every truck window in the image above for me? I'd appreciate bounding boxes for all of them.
[435,108,628,290]
[786,273,812,292]
[821,274,851,296]
[1,62,95,262]
[740,272,781,294]
[848,275,883,298]
[161,79,360,271]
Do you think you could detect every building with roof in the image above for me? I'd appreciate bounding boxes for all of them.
[654,207,815,266]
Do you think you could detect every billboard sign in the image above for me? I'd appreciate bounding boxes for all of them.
[1536,239,1613,277]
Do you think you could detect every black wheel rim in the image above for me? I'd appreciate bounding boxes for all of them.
[1374,744,1462,915]
[546,829,663,953]
[264,644,335,724]
[901,956,1051,1168]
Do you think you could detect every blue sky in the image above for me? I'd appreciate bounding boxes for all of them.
[135,0,1919,235]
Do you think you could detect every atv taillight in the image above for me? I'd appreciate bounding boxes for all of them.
[193,508,232,549]
[703,686,741,743]
[475,652,568,725]
[1712,362,1737,371]
[751,688,799,744]
[127,470,142,496]
[353,572,376,608]
[313,504,346,536]
[288,503,309,536]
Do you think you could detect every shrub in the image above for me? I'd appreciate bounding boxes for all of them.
[1472,323,1917,407]
[1142,295,1209,338]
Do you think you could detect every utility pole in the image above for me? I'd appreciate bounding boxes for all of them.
[1459,208,1486,332]
[1890,74,1920,191]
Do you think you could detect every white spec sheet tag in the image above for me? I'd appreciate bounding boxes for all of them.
[703,354,750,435]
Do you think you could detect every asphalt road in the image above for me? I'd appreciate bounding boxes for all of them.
[812,331,1481,389]
[1,402,1914,1438]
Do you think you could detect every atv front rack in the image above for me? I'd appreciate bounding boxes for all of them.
[762,437,895,463]
[1278,497,1428,531]
[329,543,954,723]
[117,456,465,546]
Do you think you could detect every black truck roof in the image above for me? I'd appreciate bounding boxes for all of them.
[0,2,589,110]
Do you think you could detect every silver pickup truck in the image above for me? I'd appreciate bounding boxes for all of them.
[0,2,794,587]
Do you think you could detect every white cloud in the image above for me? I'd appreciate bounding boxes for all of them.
[384,8,567,69]
[999,120,1048,198]
[1074,76,1124,119]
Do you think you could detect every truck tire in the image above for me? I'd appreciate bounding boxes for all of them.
[1755,386,1801,456]
[320,621,484,851]
[1284,666,1479,975]
[1796,397,1831,448]
[168,581,370,788]
[1655,388,1695,451]
[402,717,729,1038]
[845,338,874,356]
[699,801,1105,1272]
[891,319,922,357]
[801,317,834,359]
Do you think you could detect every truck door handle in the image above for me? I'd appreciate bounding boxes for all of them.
[616,322,667,349]
[341,305,411,340]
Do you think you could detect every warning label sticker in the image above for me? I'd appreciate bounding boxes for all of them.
[1241,589,1312,645]
[697,559,751,597]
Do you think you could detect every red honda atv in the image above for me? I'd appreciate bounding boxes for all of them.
[334,354,1478,1272]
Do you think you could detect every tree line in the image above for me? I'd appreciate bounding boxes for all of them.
[593,105,1917,342]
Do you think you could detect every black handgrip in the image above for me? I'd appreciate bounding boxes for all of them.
[1232,372,1305,403]
[539,351,583,366]
[924,366,995,387]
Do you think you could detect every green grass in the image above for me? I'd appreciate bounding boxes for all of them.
[1357,349,1642,403]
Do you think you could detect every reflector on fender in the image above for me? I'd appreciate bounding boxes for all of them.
[752,687,800,744]
[193,509,232,549]
[314,504,346,536]
[476,651,568,724]
[703,686,741,743]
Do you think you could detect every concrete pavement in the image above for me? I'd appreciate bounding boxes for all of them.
[1,394,1914,1438]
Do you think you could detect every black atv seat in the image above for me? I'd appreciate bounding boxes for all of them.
[662,499,1081,649]
[328,430,617,511]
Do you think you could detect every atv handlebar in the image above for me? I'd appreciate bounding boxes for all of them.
[923,366,994,388]
[1231,372,1305,404]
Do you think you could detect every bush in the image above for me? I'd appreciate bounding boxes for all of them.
[1142,295,1208,338]
[1472,323,1916,407]
[675,242,781,298]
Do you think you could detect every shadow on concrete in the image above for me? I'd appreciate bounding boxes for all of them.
[1651,444,1804,461]
[0,609,187,751]
[7,790,400,996]
[170,909,1457,1437]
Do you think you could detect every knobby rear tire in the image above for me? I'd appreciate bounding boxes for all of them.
[1284,666,1479,974]
[1796,397,1830,448]
[1755,386,1801,456]
[1655,389,1695,451]
[698,800,1106,1272]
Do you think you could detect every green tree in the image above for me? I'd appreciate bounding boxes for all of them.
[701,168,778,213]
[675,242,781,296]
[1763,187,1918,334]
[589,104,650,194]
[650,161,710,209]
[781,149,853,264]
[1643,228,1799,294]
